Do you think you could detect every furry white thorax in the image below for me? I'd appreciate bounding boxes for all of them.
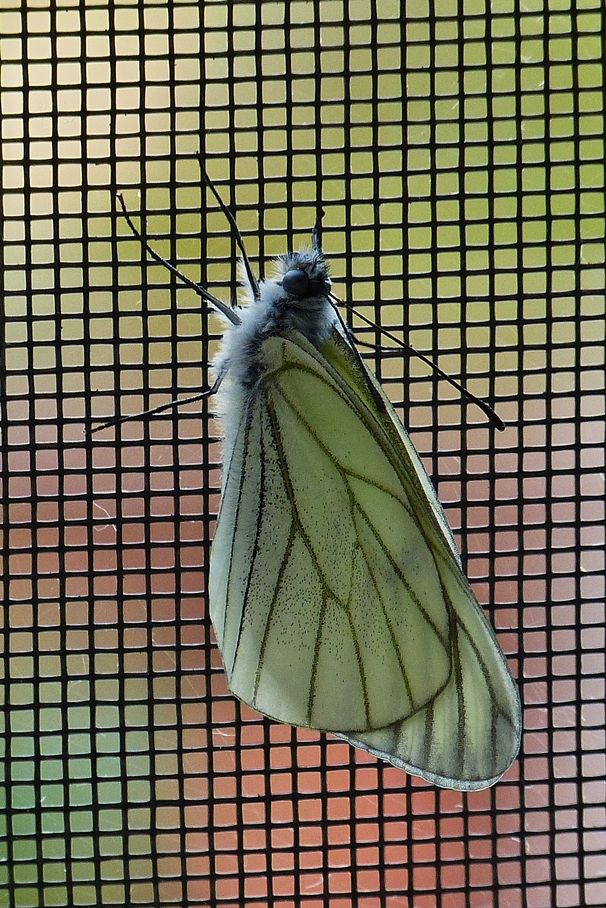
[211,248,336,435]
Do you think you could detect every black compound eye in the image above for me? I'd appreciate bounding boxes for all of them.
[282,269,310,297]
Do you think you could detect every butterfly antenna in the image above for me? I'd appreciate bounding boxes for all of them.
[116,193,240,326]
[332,296,506,432]
[101,195,237,435]
[197,155,260,301]
[312,206,325,253]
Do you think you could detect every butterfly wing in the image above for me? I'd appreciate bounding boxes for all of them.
[209,327,521,788]
[336,598,520,790]
[322,327,522,787]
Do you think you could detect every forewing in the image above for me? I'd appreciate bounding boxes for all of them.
[321,328,522,788]
[336,560,522,789]
[321,325,463,565]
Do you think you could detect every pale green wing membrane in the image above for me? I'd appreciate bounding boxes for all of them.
[338,600,521,790]
[321,326,464,567]
[323,328,522,788]
[211,332,453,731]
[209,328,521,788]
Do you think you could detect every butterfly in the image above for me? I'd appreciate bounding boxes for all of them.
[118,178,522,790]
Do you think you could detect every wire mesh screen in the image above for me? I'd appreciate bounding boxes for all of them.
[1,1,605,906]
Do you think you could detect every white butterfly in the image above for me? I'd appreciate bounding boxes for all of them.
[120,186,522,790]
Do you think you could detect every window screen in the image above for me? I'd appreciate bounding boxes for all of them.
[1,2,605,907]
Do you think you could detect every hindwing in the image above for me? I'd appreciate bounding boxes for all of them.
[209,328,521,788]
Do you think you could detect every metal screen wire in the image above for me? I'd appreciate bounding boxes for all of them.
[1,2,605,906]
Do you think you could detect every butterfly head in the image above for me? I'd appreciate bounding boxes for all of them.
[248,248,334,348]
[278,250,331,301]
